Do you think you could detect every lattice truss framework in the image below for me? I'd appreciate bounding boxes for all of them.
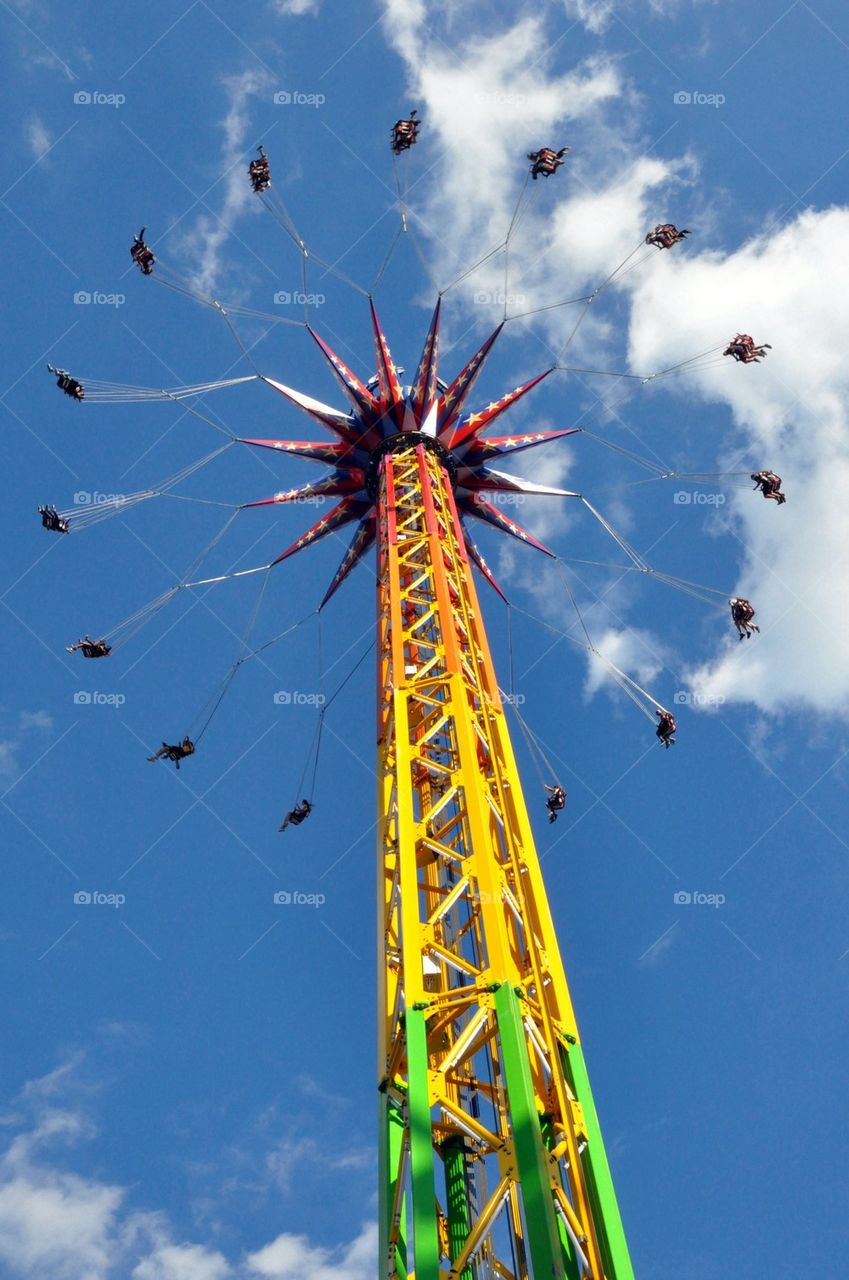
[377,445,633,1280]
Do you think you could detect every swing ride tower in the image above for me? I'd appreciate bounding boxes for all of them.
[239,293,639,1277]
[375,440,633,1280]
[245,295,635,1280]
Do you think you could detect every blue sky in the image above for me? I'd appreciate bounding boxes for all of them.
[2,1,849,1276]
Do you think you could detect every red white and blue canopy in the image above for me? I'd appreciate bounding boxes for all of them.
[241,300,579,603]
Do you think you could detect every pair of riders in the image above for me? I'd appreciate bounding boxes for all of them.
[729,598,759,640]
[724,333,771,363]
[645,223,689,249]
[48,364,84,400]
[39,504,69,534]
[66,635,111,658]
[391,111,421,155]
[656,709,677,748]
[751,470,785,504]
[249,145,270,193]
[130,227,155,275]
[528,147,570,179]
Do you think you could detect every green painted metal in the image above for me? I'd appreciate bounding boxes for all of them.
[406,1009,442,1280]
[494,984,566,1280]
[541,1116,582,1280]
[378,1091,391,1276]
[442,1134,473,1280]
[379,1093,408,1279]
[562,1044,635,1280]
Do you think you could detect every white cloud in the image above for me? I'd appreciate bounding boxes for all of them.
[246,1222,377,1280]
[174,69,274,294]
[272,0,321,13]
[0,1062,373,1280]
[0,1171,123,1280]
[384,0,849,725]
[0,742,18,779]
[132,1243,231,1280]
[561,0,617,35]
[19,710,54,732]
[26,116,52,160]
[0,710,57,780]
[384,8,627,281]
[561,0,685,32]
[583,624,667,701]
[627,206,849,716]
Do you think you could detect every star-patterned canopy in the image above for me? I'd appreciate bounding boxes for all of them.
[241,299,579,603]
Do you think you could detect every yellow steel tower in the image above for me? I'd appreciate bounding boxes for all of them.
[244,300,634,1279]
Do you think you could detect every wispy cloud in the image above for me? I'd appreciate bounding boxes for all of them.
[25,115,52,160]
[0,709,55,781]
[0,1060,374,1280]
[271,0,321,14]
[174,69,275,295]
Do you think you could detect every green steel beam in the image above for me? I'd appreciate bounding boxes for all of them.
[562,1044,635,1280]
[541,1115,582,1280]
[406,1009,442,1280]
[380,1093,408,1279]
[495,984,567,1280]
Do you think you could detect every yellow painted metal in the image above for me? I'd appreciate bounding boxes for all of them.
[377,442,619,1279]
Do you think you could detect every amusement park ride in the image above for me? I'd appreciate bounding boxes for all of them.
[42,114,782,1279]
